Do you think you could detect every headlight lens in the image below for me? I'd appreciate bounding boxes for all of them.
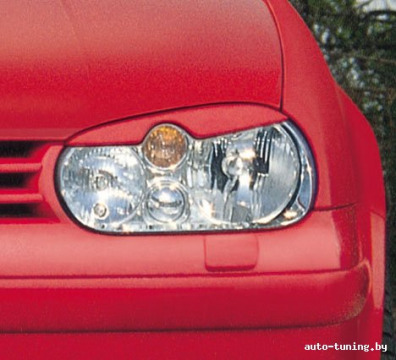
[57,122,315,233]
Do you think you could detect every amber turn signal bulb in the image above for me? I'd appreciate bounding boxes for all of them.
[143,125,188,168]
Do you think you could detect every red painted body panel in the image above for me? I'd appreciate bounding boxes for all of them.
[0,0,387,359]
[0,0,281,139]
[0,323,367,360]
[266,0,359,210]
[0,262,369,332]
[0,209,359,277]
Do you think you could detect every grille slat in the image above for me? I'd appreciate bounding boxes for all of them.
[0,142,49,219]
[0,159,42,173]
[0,189,43,204]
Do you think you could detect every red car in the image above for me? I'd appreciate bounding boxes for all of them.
[0,0,394,359]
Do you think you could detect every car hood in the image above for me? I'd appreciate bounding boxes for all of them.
[0,0,282,140]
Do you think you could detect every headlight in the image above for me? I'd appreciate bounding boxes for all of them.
[57,122,315,233]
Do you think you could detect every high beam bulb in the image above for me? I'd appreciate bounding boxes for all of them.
[146,181,188,223]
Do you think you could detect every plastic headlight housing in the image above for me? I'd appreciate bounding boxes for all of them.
[57,122,315,233]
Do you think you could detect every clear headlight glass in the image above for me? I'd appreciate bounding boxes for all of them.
[57,122,315,233]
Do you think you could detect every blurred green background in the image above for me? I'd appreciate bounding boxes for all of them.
[290,0,396,301]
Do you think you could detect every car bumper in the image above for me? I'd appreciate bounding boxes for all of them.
[0,207,385,359]
[0,318,383,360]
[0,261,369,332]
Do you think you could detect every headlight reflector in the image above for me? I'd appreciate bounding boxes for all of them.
[57,122,315,233]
